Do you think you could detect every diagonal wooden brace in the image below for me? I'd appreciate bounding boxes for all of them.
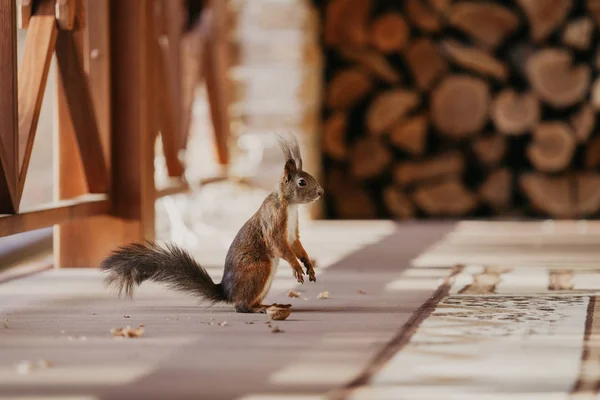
[0,0,19,213]
[17,0,58,204]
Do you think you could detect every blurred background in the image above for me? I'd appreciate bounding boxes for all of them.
[5,0,600,268]
[21,0,600,222]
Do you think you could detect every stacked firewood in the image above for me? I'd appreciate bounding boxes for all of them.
[315,0,600,219]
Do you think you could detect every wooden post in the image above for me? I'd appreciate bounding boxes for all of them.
[0,0,18,213]
[109,0,156,239]
[54,0,155,267]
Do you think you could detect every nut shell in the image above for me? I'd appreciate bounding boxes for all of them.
[267,306,291,321]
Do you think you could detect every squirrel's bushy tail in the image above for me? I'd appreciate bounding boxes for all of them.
[100,241,226,303]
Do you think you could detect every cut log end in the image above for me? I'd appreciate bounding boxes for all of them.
[449,3,520,49]
[339,47,401,84]
[442,39,508,81]
[431,75,490,139]
[405,38,448,91]
[520,173,573,218]
[390,114,428,155]
[405,0,443,33]
[370,13,409,52]
[562,17,594,51]
[520,173,600,218]
[394,152,464,187]
[322,112,348,161]
[473,135,506,167]
[526,49,590,108]
[412,179,478,216]
[326,68,372,110]
[570,104,595,143]
[479,169,512,210]
[491,90,540,135]
[527,122,576,173]
[349,137,392,180]
[518,0,572,42]
[383,186,415,219]
[366,89,420,135]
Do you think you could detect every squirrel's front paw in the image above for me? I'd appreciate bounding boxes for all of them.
[293,266,305,284]
[301,258,316,282]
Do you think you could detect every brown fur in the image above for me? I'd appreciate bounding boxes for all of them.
[100,133,323,313]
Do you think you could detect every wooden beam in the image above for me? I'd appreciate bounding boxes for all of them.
[17,0,58,201]
[0,0,19,213]
[55,29,109,193]
[110,0,156,239]
[0,195,109,238]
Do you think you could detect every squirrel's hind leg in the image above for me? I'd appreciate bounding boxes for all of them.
[230,259,274,313]
[235,303,267,313]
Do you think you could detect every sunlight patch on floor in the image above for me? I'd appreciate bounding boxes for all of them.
[0,365,153,386]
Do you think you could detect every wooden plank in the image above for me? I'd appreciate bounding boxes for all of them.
[17,0,58,201]
[0,0,18,213]
[0,194,109,237]
[55,0,140,268]
[204,0,231,165]
[180,9,209,150]
[163,0,184,135]
[110,0,156,239]
[154,0,185,177]
[153,8,185,177]
[55,29,109,193]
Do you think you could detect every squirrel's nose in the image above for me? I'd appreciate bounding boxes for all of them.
[317,187,324,197]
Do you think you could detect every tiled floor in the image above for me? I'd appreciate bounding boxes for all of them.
[342,221,600,400]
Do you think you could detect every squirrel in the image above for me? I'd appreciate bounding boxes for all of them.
[100,133,324,313]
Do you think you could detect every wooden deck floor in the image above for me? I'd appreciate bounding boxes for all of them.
[4,220,600,400]
[0,221,451,400]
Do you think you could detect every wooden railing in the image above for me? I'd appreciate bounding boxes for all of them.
[0,0,231,267]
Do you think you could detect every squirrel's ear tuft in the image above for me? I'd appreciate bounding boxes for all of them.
[283,159,297,182]
[276,132,303,171]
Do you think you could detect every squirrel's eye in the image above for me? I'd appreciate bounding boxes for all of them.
[298,178,307,187]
